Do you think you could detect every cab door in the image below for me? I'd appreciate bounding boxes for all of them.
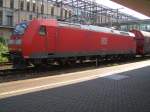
[46,26,56,54]
[38,25,47,53]
[31,25,47,58]
[46,26,57,55]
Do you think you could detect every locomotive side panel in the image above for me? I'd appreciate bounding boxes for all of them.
[85,31,102,52]
[106,33,136,54]
[45,26,57,54]
[55,26,136,57]
[56,27,87,55]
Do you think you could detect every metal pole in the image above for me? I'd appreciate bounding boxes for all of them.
[116,9,118,24]
[36,0,38,18]
[18,0,20,23]
[96,58,99,67]
[42,0,44,18]
[46,0,48,18]
[77,0,79,22]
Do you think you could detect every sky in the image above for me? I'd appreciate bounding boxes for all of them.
[95,0,150,20]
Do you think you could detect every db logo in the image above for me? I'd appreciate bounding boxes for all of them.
[101,37,108,45]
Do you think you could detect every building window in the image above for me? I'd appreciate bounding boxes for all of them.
[41,4,44,14]
[10,0,14,9]
[7,15,13,26]
[51,7,54,16]
[27,1,30,11]
[29,14,32,20]
[60,9,63,19]
[33,3,36,12]
[20,1,24,10]
[0,0,3,7]
[37,7,39,13]
[69,11,72,18]
[0,11,2,25]
[65,10,67,19]
[147,25,150,31]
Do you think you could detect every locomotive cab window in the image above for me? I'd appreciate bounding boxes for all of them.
[39,26,46,36]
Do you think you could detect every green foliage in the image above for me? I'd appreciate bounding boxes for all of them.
[0,36,6,45]
[0,37,8,63]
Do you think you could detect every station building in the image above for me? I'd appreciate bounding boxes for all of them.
[120,19,150,32]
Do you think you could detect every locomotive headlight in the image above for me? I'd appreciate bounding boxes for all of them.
[16,39,22,45]
[8,40,15,45]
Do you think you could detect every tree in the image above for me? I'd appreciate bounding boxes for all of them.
[0,36,6,45]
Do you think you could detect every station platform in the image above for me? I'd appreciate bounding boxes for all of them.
[0,60,150,112]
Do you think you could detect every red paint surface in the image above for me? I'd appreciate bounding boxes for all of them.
[9,19,136,58]
[131,30,150,54]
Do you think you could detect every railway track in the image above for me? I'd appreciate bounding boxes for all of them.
[0,56,150,83]
[0,63,93,77]
[0,62,12,66]
[0,67,33,76]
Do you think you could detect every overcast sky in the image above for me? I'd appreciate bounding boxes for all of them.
[95,0,150,19]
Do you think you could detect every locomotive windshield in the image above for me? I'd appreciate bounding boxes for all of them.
[13,21,28,35]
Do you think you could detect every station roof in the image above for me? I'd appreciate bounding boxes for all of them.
[112,0,150,17]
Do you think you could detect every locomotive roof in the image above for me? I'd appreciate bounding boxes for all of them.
[28,19,135,37]
[58,21,135,37]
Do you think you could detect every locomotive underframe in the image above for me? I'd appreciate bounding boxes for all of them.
[10,49,136,68]
[28,51,135,67]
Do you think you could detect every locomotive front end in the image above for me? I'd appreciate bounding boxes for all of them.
[8,21,28,68]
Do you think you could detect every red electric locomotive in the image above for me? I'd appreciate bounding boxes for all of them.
[8,19,136,68]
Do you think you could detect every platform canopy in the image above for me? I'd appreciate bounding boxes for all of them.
[112,0,150,17]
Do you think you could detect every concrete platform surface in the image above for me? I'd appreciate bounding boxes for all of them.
[0,60,150,112]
